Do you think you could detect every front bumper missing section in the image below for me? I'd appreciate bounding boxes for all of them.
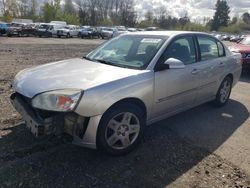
[10,93,54,136]
[10,92,101,149]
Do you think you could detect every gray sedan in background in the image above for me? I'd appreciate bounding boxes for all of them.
[10,31,242,155]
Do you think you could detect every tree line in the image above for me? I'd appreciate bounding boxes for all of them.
[1,0,250,33]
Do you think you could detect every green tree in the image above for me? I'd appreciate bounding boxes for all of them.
[211,0,230,31]
[43,2,55,22]
[43,0,61,22]
[145,10,154,24]
[64,0,75,15]
[242,12,250,24]
[230,17,238,25]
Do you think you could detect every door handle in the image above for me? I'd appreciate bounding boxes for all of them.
[191,68,200,75]
[219,62,225,67]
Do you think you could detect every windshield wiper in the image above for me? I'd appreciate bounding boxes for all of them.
[93,59,128,68]
[83,56,93,61]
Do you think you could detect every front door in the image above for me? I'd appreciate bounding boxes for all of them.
[153,36,200,117]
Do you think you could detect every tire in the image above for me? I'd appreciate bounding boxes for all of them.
[57,35,61,38]
[213,76,232,107]
[66,33,70,38]
[97,103,145,156]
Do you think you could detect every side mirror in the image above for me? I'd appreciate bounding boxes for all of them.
[164,58,185,69]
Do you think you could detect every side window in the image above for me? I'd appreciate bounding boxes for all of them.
[161,36,196,65]
[197,36,219,61]
[217,41,225,57]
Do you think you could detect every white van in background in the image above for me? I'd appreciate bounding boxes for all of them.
[50,21,67,26]
[47,24,65,36]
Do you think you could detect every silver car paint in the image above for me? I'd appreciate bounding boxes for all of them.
[12,58,146,98]
[12,31,242,148]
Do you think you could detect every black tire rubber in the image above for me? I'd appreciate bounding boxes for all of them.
[97,103,145,156]
[213,76,232,107]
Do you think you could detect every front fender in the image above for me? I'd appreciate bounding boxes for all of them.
[74,72,154,119]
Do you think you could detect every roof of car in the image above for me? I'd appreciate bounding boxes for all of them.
[125,30,209,37]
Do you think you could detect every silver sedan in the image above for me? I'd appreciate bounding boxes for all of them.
[10,31,242,155]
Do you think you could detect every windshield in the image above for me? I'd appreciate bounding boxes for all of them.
[39,24,49,29]
[240,37,250,45]
[86,35,167,69]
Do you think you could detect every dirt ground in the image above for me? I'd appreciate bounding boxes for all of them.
[0,37,250,188]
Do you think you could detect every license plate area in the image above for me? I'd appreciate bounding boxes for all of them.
[10,93,50,137]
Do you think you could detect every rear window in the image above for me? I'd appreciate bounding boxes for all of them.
[198,36,219,61]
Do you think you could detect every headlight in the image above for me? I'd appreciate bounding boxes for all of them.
[32,89,82,112]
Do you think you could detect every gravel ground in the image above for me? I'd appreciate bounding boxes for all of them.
[0,37,250,188]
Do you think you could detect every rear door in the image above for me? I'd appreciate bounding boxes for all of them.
[195,35,226,102]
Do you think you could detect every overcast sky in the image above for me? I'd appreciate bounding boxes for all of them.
[134,0,250,22]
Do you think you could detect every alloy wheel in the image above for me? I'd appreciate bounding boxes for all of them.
[219,80,231,103]
[105,112,140,150]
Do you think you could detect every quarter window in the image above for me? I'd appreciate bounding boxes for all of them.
[197,36,219,61]
[217,41,225,57]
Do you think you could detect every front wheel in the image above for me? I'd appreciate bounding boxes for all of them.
[97,103,145,155]
[213,76,232,107]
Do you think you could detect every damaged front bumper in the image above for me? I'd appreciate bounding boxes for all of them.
[10,92,101,149]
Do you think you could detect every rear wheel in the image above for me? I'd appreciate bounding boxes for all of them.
[213,76,232,107]
[97,103,145,155]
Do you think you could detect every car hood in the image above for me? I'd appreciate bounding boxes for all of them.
[230,43,250,53]
[13,58,145,98]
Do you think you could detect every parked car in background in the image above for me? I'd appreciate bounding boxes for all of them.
[80,27,100,39]
[127,28,137,32]
[145,27,158,31]
[37,23,64,37]
[229,36,250,70]
[37,23,52,37]
[221,34,230,41]
[7,23,24,37]
[7,23,36,37]
[10,31,241,155]
[48,24,65,37]
[57,25,79,38]
[230,35,241,42]
[115,27,128,37]
[100,27,118,39]
[215,34,222,40]
[0,22,9,35]
[78,26,90,37]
